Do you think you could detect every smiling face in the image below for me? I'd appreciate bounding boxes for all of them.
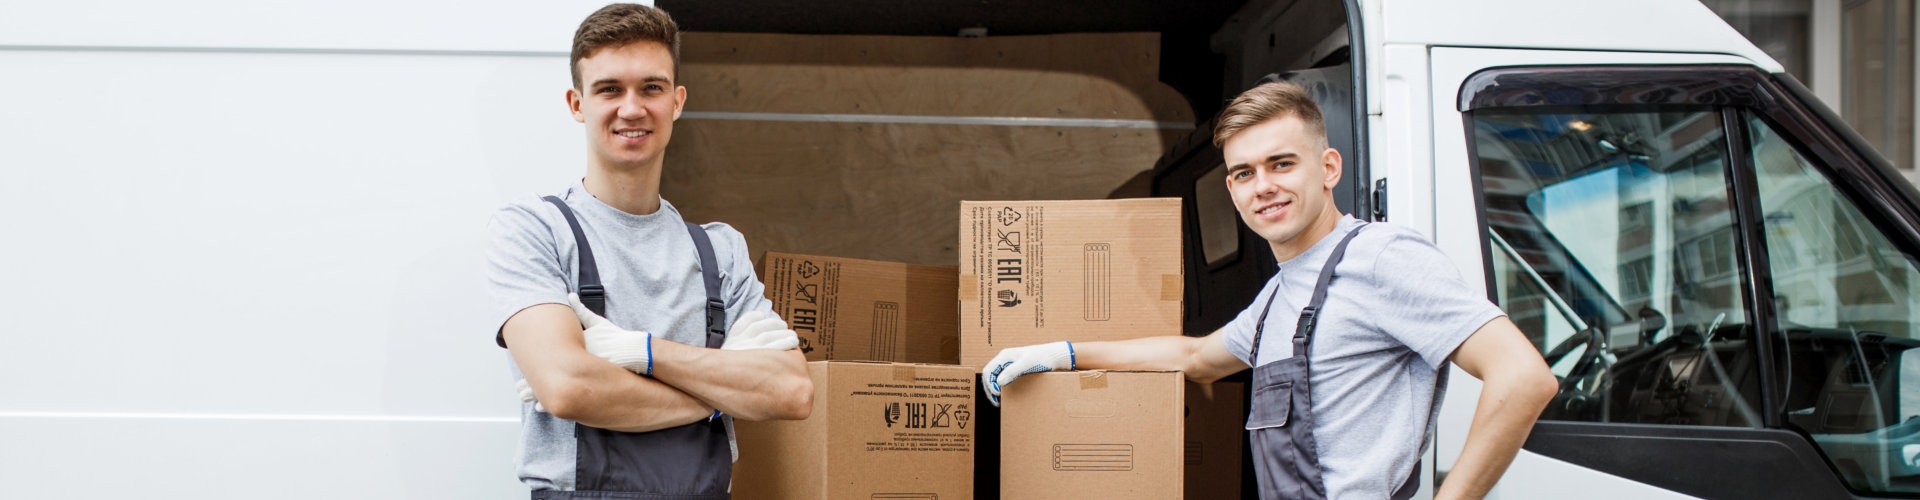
[1221,114,1343,258]
[567,41,685,173]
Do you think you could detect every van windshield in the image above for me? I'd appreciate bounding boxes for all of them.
[1474,107,1764,427]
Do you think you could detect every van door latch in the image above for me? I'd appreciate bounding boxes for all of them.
[1371,179,1388,221]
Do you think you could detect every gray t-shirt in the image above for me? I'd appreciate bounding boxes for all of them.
[1222,215,1505,498]
[485,181,776,491]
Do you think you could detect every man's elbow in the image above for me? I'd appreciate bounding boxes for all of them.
[1524,367,1559,406]
[539,382,597,422]
[771,372,815,420]
[1505,363,1558,412]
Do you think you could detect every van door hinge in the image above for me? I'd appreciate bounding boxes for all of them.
[1371,179,1388,221]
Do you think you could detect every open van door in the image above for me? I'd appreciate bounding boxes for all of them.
[1424,46,1920,498]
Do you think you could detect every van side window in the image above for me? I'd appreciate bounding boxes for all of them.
[1471,108,1764,427]
[1747,115,1920,494]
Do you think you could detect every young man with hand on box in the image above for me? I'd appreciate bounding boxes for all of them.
[486,4,812,499]
[981,81,1556,500]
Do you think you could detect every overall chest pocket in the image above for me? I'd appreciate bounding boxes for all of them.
[1245,380,1294,430]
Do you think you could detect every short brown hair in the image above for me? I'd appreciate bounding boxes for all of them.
[1212,81,1327,148]
[571,3,680,89]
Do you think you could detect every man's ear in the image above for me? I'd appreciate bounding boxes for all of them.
[672,85,687,121]
[566,87,585,123]
[1321,146,1343,190]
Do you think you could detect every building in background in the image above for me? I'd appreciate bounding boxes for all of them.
[1705,0,1918,185]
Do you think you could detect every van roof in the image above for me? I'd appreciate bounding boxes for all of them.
[1371,0,1782,73]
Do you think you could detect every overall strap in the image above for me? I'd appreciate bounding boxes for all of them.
[1294,225,1367,346]
[541,196,608,316]
[1248,224,1368,366]
[683,222,727,349]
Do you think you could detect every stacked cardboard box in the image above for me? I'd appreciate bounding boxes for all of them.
[733,361,976,499]
[957,199,1184,368]
[999,371,1246,499]
[762,252,959,364]
[1000,371,1184,499]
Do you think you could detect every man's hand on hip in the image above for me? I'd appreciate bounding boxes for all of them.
[721,311,800,351]
[981,341,1076,407]
[567,293,657,375]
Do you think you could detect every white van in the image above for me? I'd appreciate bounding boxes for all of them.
[4,0,1913,498]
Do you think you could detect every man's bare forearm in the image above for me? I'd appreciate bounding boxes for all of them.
[1438,318,1557,499]
[1069,331,1245,383]
[1435,370,1554,499]
[649,341,812,421]
[505,304,715,432]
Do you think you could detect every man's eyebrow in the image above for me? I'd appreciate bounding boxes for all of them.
[587,76,674,88]
[1268,152,1299,163]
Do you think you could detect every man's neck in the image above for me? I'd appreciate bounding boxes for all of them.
[582,160,664,215]
[1268,209,1346,263]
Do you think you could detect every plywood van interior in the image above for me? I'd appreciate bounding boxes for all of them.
[658,1,1357,498]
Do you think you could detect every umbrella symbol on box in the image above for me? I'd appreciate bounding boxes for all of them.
[996,289,1022,308]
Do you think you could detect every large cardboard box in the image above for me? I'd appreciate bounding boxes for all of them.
[1001,370,1185,500]
[958,199,1183,368]
[762,252,960,364]
[734,361,976,500]
[1186,381,1246,499]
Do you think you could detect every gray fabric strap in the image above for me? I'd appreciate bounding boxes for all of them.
[1249,224,1368,366]
[534,196,725,349]
[1294,226,1368,344]
[542,195,607,316]
[682,222,726,349]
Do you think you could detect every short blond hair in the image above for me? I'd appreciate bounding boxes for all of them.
[1212,81,1327,148]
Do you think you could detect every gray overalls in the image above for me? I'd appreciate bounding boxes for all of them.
[1244,225,1419,500]
[526,196,732,500]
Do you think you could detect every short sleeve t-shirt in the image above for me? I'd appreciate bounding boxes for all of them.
[1220,215,1505,498]
[485,181,777,491]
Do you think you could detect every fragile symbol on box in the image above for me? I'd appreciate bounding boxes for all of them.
[794,282,820,305]
[884,402,901,428]
[932,404,952,428]
[996,230,1022,253]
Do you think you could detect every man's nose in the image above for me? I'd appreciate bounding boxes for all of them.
[1252,170,1280,197]
[617,93,648,120]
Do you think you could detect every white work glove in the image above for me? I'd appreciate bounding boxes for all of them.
[568,293,657,375]
[981,341,1076,407]
[515,379,547,413]
[721,311,801,351]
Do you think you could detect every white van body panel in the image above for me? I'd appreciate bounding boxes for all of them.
[0,1,641,497]
[1360,0,1785,116]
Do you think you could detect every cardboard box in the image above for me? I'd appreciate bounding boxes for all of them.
[1186,381,1245,499]
[762,252,960,364]
[734,361,976,500]
[959,199,1183,368]
[1001,370,1185,500]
